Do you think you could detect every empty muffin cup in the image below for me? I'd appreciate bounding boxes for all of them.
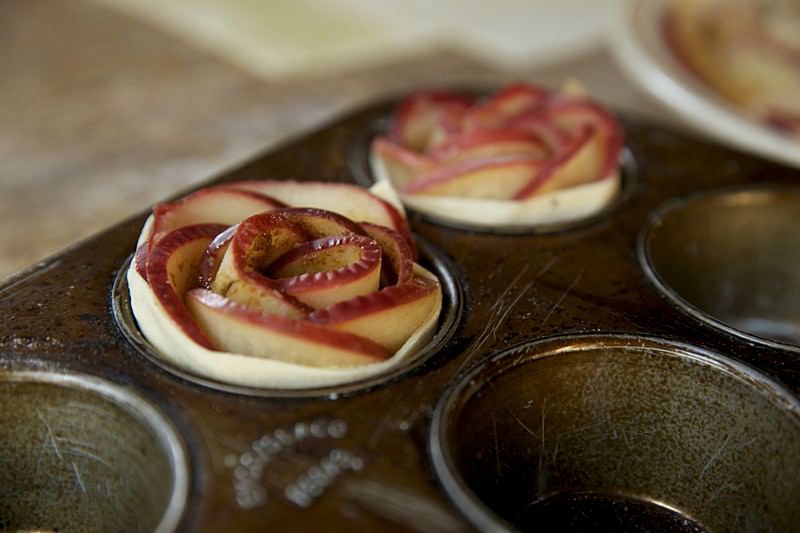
[0,370,189,533]
[640,186,800,351]
[430,335,800,532]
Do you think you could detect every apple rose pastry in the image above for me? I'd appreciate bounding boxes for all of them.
[664,0,800,139]
[127,180,442,389]
[369,81,624,228]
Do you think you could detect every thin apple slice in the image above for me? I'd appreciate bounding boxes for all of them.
[505,111,568,151]
[389,91,474,151]
[481,82,550,117]
[276,207,366,239]
[360,222,414,286]
[145,223,229,350]
[308,277,440,353]
[197,225,237,289]
[269,235,383,309]
[513,125,602,199]
[370,136,436,189]
[211,214,310,318]
[546,99,623,181]
[186,289,390,366]
[229,181,415,254]
[401,156,545,199]
[461,83,549,131]
[210,208,372,315]
[428,128,550,163]
[150,185,286,243]
[512,98,624,200]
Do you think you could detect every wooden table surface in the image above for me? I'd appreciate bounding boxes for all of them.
[0,0,665,282]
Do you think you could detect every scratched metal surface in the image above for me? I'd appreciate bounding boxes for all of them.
[1,101,799,532]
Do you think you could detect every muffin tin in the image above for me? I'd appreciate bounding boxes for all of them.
[1,98,799,532]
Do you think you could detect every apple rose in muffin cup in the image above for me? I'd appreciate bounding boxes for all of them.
[369,81,624,229]
[127,180,442,390]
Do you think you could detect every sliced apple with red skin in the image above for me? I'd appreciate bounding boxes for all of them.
[480,82,550,117]
[513,125,600,199]
[401,156,545,199]
[360,222,414,286]
[212,214,310,318]
[135,185,285,279]
[228,181,416,256]
[370,136,436,189]
[186,289,390,366]
[308,276,440,353]
[427,128,550,164]
[197,224,237,289]
[374,84,623,205]
[505,111,568,152]
[199,209,377,293]
[461,83,549,131]
[389,91,474,151]
[145,223,229,350]
[210,208,375,316]
[268,235,383,309]
[544,100,622,179]
[150,185,286,243]
[510,99,622,199]
[134,242,151,279]
[274,207,366,240]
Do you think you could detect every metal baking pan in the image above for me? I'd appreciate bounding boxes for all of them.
[1,99,799,532]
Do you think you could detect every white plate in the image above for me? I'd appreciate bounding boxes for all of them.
[607,0,800,169]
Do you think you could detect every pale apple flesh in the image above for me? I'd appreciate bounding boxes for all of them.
[227,180,415,255]
[150,185,286,244]
[144,223,229,350]
[369,82,624,228]
[360,222,414,285]
[428,128,550,164]
[210,214,310,317]
[401,156,546,199]
[270,235,383,310]
[308,276,440,353]
[185,288,390,366]
[461,83,549,130]
[128,181,443,388]
[370,137,436,190]
[389,91,475,151]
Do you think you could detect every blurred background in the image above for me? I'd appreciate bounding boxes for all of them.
[0,0,664,281]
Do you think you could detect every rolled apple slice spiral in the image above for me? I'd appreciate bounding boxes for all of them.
[127,180,442,389]
[369,81,624,228]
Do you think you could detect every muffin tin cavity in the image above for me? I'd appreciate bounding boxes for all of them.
[0,370,188,533]
[5,98,800,531]
[113,236,463,398]
[348,116,638,235]
[430,335,800,532]
[640,186,800,351]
